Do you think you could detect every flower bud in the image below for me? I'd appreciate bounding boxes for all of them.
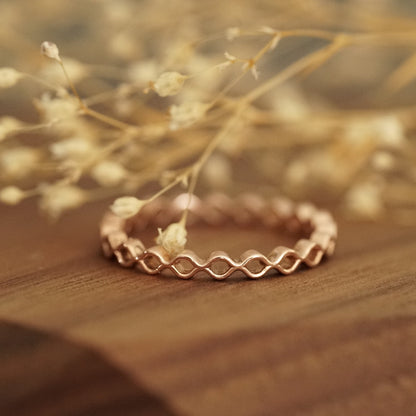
[110,196,145,218]
[0,68,22,88]
[156,222,187,256]
[41,41,61,61]
[153,72,186,97]
[0,186,25,205]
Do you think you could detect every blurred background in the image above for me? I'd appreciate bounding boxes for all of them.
[0,0,415,223]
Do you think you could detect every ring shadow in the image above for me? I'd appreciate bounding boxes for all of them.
[0,320,180,416]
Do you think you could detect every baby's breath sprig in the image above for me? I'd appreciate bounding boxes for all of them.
[1,2,416,230]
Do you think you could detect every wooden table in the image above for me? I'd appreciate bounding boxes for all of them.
[0,200,415,415]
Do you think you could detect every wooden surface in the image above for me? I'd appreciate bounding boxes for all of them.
[0,200,415,416]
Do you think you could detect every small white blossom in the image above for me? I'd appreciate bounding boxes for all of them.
[169,101,208,130]
[224,51,237,63]
[371,151,395,171]
[35,93,78,122]
[153,72,187,97]
[110,196,145,218]
[40,41,61,61]
[251,64,259,80]
[344,116,405,149]
[0,116,22,141]
[345,182,383,219]
[39,185,86,218]
[0,186,25,205]
[371,115,405,149]
[91,160,126,187]
[269,34,281,51]
[50,137,93,160]
[0,68,22,88]
[0,147,39,179]
[156,222,187,257]
[226,27,241,41]
[128,60,159,85]
[272,84,310,121]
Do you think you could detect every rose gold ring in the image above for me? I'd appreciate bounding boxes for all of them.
[100,193,337,280]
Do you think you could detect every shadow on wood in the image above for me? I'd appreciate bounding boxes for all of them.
[0,320,179,416]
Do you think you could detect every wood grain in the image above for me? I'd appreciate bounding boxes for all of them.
[0,200,415,416]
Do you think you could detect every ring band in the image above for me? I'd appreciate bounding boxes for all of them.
[100,193,337,280]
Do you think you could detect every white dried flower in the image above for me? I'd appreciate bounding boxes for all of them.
[344,116,405,149]
[0,147,40,179]
[345,182,383,219]
[0,67,22,88]
[110,196,145,218]
[128,60,159,85]
[153,72,187,97]
[169,101,208,130]
[371,115,405,149]
[371,151,395,171]
[226,27,241,41]
[36,93,78,122]
[269,34,281,51]
[0,116,22,141]
[251,64,259,80]
[156,222,187,257]
[271,84,310,121]
[39,185,86,218]
[50,137,94,160]
[40,41,61,61]
[0,186,25,205]
[224,51,237,63]
[91,160,126,187]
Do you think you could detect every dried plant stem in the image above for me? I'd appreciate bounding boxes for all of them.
[182,39,345,224]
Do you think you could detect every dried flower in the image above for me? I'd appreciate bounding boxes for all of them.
[0,67,22,88]
[0,147,40,179]
[40,41,61,61]
[36,93,79,122]
[0,116,22,141]
[39,185,86,218]
[128,60,159,85]
[153,72,187,97]
[269,34,281,51]
[169,101,208,130]
[345,182,383,219]
[226,27,241,41]
[156,222,187,257]
[91,160,126,187]
[371,115,405,149]
[371,151,395,171]
[224,51,237,63]
[110,196,145,218]
[0,186,25,205]
[50,137,94,160]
